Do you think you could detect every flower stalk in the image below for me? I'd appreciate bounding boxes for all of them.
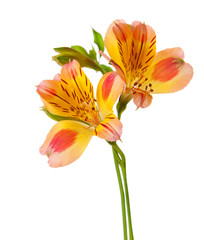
[112,147,128,240]
[109,141,134,240]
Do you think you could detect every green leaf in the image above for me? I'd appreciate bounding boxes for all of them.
[71,45,89,56]
[92,28,105,52]
[88,46,97,62]
[53,47,102,72]
[100,64,113,73]
[52,55,71,66]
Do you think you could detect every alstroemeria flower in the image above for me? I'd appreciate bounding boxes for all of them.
[37,60,124,167]
[104,20,193,108]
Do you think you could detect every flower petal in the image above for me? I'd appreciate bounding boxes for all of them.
[104,20,132,76]
[105,20,156,89]
[147,48,193,93]
[94,114,122,142]
[53,73,61,81]
[129,22,156,88]
[37,60,97,123]
[133,90,152,109]
[40,120,93,168]
[96,72,124,119]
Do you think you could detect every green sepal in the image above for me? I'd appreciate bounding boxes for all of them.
[116,92,133,120]
[53,47,102,72]
[92,28,105,52]
[41,107,88,125]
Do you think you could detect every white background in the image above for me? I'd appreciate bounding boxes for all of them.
[1,0,204,239]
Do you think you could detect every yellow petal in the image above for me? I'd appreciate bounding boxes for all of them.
[94,114,122,142]
[145,48,193,93]
[37,60,97,123]
[105,20,156,89]
[40,120,93,168]
[104,20,132,78]
[96,72,124,119]
[129,22,156,88]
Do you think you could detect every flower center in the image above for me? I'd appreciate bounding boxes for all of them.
[79,100,101,127]
[131,74,154,94]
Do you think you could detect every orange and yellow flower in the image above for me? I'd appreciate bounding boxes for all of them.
[37,60,124,167]
[103,20,193,108]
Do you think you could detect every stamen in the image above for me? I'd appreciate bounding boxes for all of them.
[80,100,100,126]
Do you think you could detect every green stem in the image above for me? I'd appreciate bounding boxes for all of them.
[112,147,128,240]
[98,65,106,75]
[121,164,134,240]
[111,142,134,240]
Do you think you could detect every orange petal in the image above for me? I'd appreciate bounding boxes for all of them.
[40,120,93,168]
[133,90,152,109]
[53,73,61,81]
[105,20,156,89]
[104,20,132,78]
[148,48,193,93]
[128,22,156,88]
[94,114,122,142]
[37,60,97,123]
[96,72,124,119]
[60,60,95,102]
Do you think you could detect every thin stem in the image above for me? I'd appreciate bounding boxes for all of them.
[121,164,134,240]
[112,148,128,240]
[95,61,107,75]
[98,65,106,75]
[111,142,134,240]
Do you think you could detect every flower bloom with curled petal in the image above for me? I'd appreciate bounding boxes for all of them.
[37,60,124,167]
[103,19,193,109]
